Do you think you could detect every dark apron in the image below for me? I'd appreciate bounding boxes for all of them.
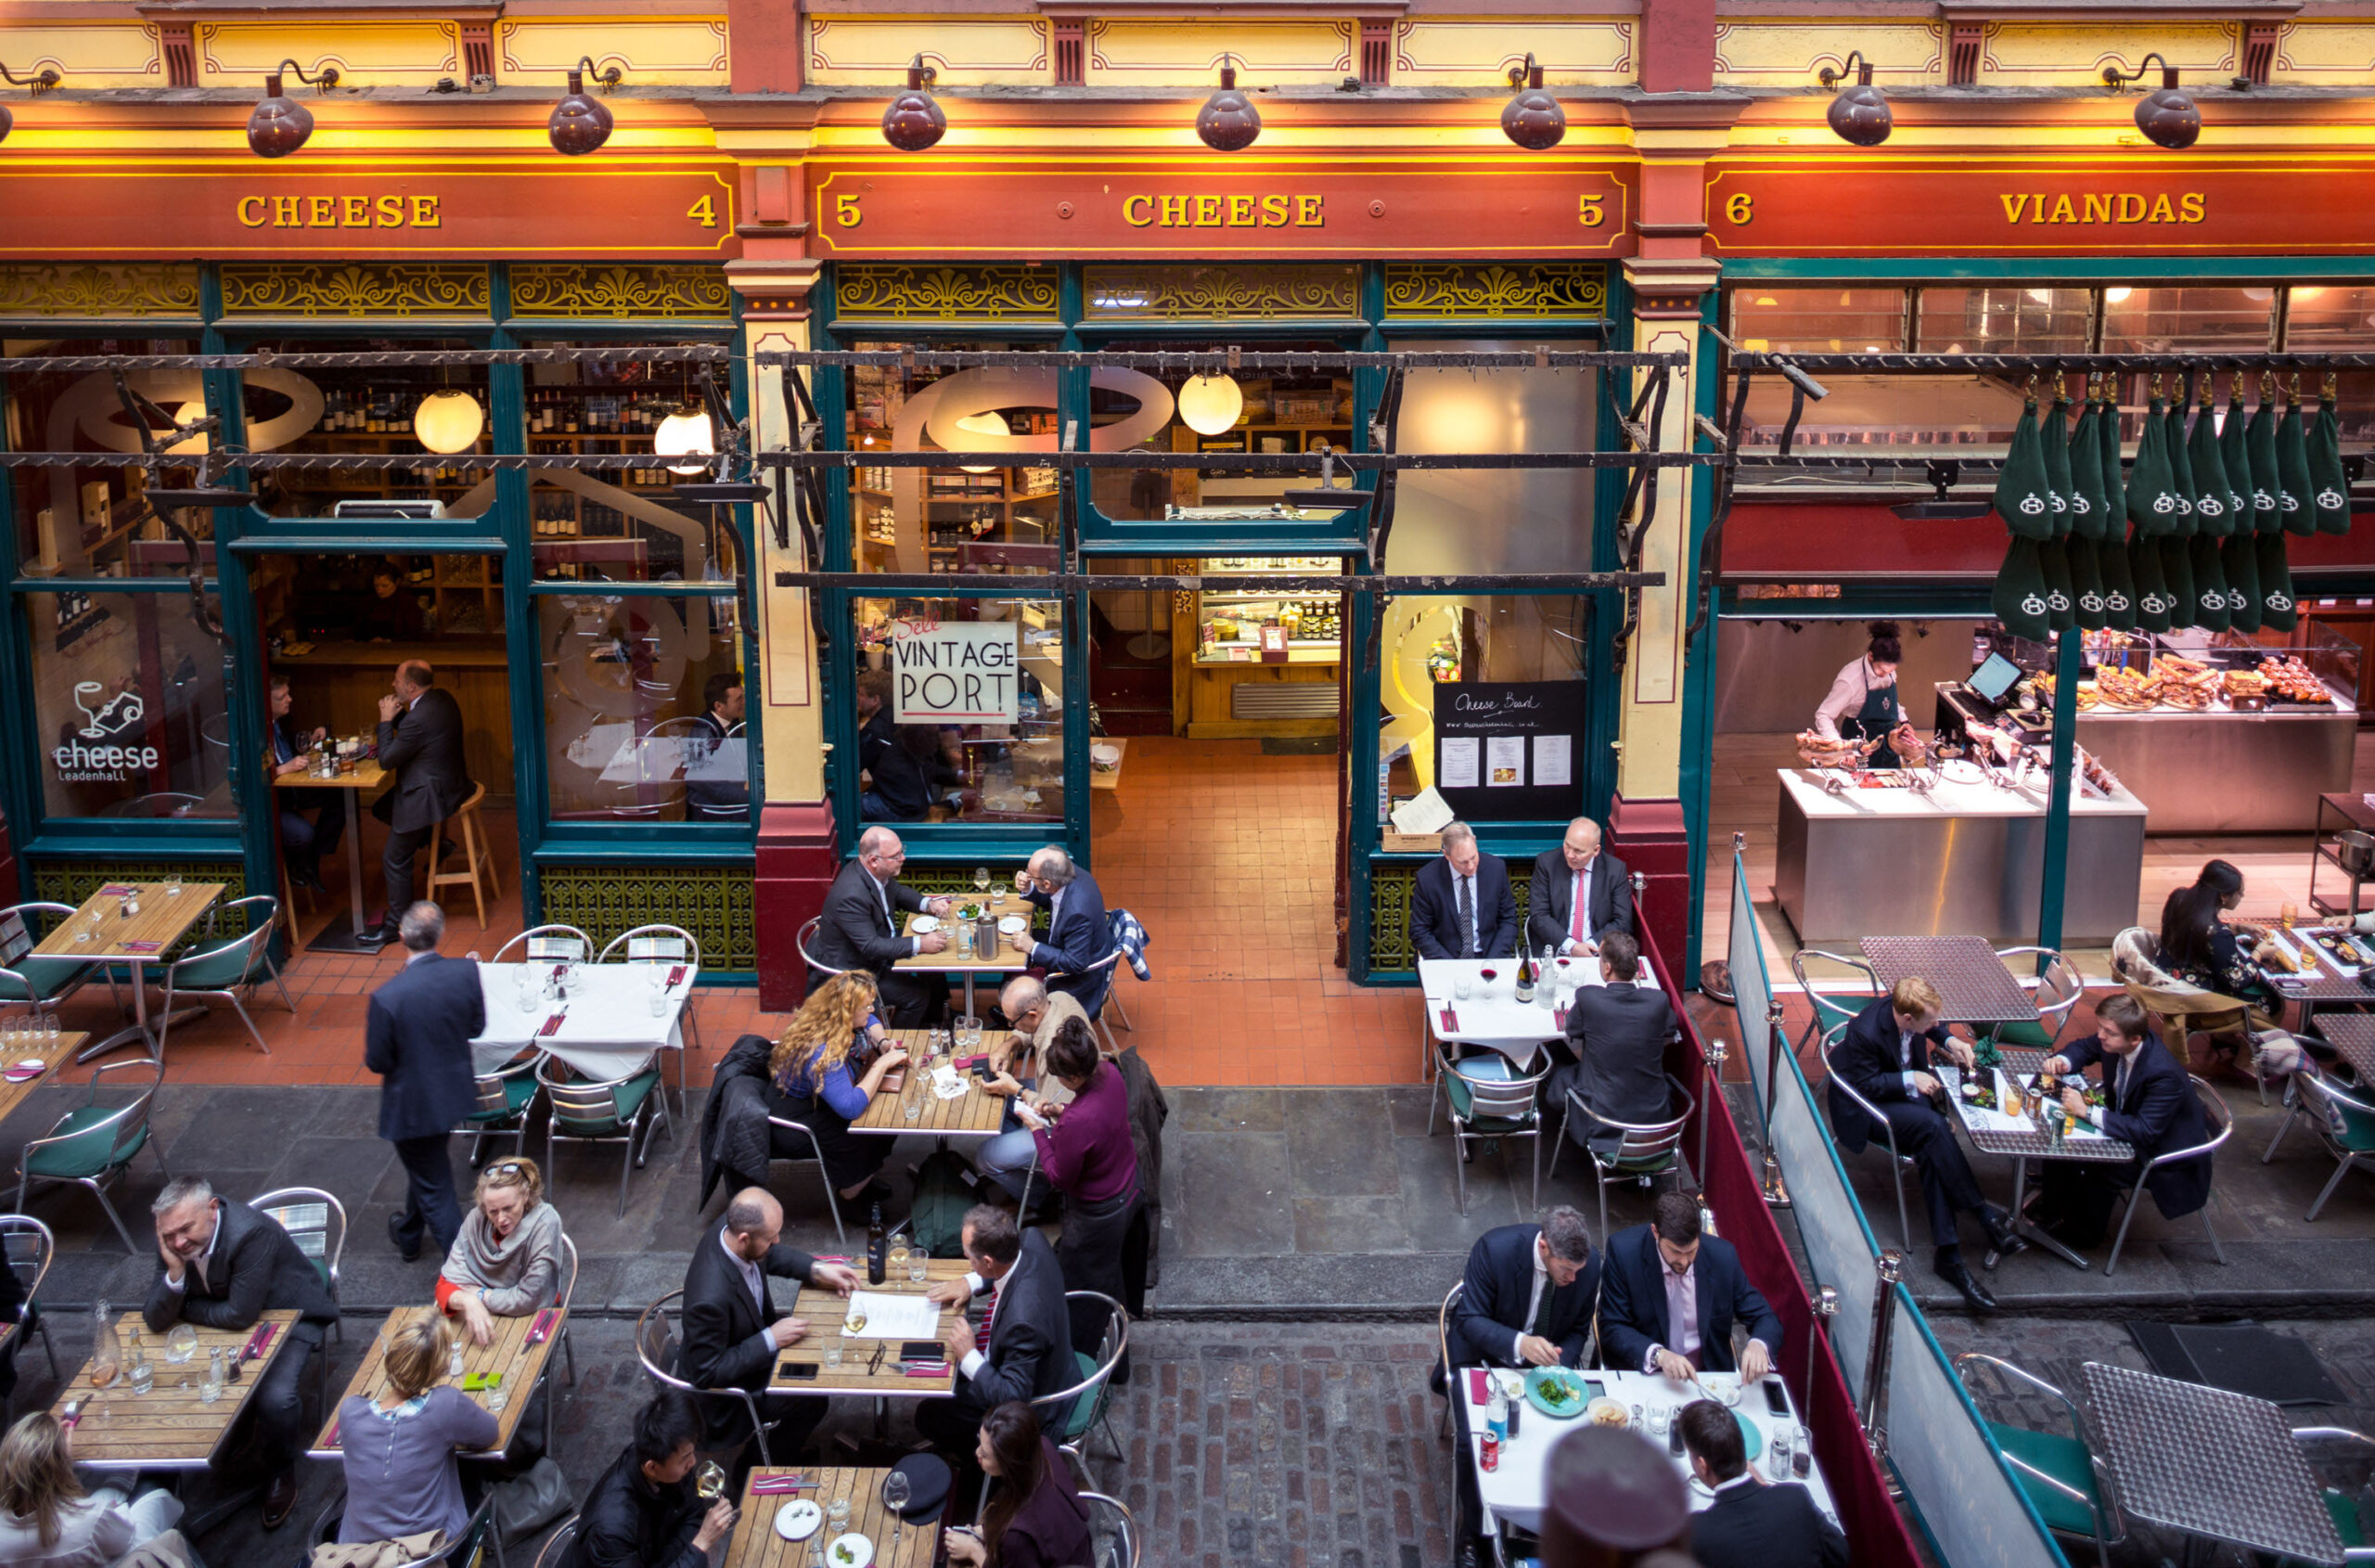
[1838,670,1904,768]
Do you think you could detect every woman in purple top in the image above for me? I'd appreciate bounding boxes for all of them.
[338,1315,498,1546]
[767,971,911,1209]
[1017,1019,1146,1358]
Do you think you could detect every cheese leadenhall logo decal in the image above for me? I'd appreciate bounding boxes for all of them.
[2269,590,2295,610]
[2020,495,2047,516]
[2318,488,2346,509]
[53,682,158,784]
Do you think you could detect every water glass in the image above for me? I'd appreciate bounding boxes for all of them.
[129,1357,153,1395]
[41,1014,57,1047]
[956,923,975,959]
[824,1343,843,1371]
[163,872,182,898]
[909,1254,928,1285]
[1648,1406,1670,1443]
[1452,974,1471,1002]
[1767,1427,1793,1479]
[487,1382,509,1413]
[1485,1393,1508,1443]
[648,980,667,1019]
[827,1495,851,1534]
[904,1095,923,1124]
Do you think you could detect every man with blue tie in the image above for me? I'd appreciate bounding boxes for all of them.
[1015,846,1115,1018]
[1411,822,1518,962]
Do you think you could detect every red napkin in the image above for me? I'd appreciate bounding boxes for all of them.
[1440,1009,1460,1033]
[748,1474,806,1495]
[954,1055,987,1071]
[323,1418,340,1447]
[1467,1369,1490,1405]
[665,965,687,989]
[122,940,162,955]
[96,884,136,897]
[903,1362,949,1378]
[6,1063,43,1083]
[243,1322,277,1360]
[816,1255,854,1266]
[526,1310,555,1345]
[538,1013,566,1038]
[1554,1008,1568,1030]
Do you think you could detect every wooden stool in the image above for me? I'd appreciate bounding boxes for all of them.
[275,856,310,947]
[427,782,499,929]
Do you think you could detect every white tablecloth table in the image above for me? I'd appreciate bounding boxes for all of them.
[471,963,690,1105]
[1418,954,1654,1071]
[1461,1367,1840,1537]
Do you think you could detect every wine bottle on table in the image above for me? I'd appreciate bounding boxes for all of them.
[1515,947,1534,1004]
[867,1204,887,1285]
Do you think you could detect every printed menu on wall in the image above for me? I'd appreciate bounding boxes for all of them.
[1431,680,1586,823]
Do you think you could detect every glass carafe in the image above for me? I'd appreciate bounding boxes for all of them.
[88,1301,123,1389]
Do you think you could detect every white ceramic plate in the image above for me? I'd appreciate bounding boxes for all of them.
[774,1500,823,1541]
[998,916,1028,934]
[5,1060,43,1082]
[909,916,940,935]
[826,1532,875,1568]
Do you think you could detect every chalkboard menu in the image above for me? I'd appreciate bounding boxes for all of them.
[1431,679,1586,823]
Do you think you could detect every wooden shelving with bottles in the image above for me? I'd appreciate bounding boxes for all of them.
[852,415,1062,574]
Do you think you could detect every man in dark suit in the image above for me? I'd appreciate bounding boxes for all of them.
[920,1204,1076,1473]
[1017,846,1115,1017]
[809,827,955,1025]
[265,674,340,895]
[146,1177,341,1528]
[684,670,750,822]
[363,659,472,948]
[366,902,482,1263]
[1411,822,1518,962]
[1678,1398,1848,1568]
[1548,932,1675,1154]
[679,1188,859,1467]
[1525,816,1633,958]
[2033,992,2215,1248]
[1826,979,2022,1312]
[1600,1193,1783,1383]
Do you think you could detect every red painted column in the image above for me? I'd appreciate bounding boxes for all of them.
[1609,794,1692,977]
[755,802,837,1009]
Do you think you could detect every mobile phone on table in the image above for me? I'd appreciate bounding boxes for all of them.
[901,1342,944,1360]
[778,1361,819,1380]
[1764,1380,1791,1417]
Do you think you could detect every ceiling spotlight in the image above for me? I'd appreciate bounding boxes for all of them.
[1500,54,1565,150]
[1817,51,1891,146]
[0,61,61,147]
[2103,52,2200,149]
[549,56,622,156]
[248,58,338,159]
[1197,55,1261,152]
[881,55,945,151]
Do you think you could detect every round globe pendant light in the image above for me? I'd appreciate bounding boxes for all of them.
[1819,52,1892,147]
[0,63,63,148]
[1500,54,1565,150]
[2103,52,2200,150]
[1177,374,1244,436]
[414,391,486,455]
[247,58,336,159]
[1196,57,1261,152]
[655,407,715,475]
[881,55,946,151]
[164,403,211,456]
[953,411,1009,474]
[549,58,620,157]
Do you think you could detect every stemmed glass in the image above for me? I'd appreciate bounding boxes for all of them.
[972,866,991,895]
[882,1470,911,1561]
[695,1459,727,1503]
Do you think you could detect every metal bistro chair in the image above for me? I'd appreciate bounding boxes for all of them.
[2264,1069,2375,1222]
[1952,1353,2125,1567]
[1431,1041,1551,1216]
[532,1520,579,1568]
[495,925,594,967]
[635,1288,777,1465]
[151,895,290,1060]
[1991,946,2087,1053]
[1434,1282,1461,1438]
[1819,1021,1918,1253]
[2103,1074,2233,1278]
[0,903,94,1024]
[764,1108,849,1247]
[2287,1427,2375,1564]
[1078,947,1129,1054]
[1080,1491,1141,1568]
[538,1054,672,1218]
[1100,907,1147,1038]
[1550,1073,1697,1247]
[1014,1292,1128,1503]
[599,924,705,1053]
[796,917,846,982]
[0,1216,62,1416]
[1789,948,1881,1060]
[554,1232,580,1388]
[250,1186,346,1406]
[466,1053,543,1167]
[14,1060,167,1254]
[310,1486,507,1568]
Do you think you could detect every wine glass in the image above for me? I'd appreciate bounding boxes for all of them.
[163,1324,198,1365]
[695,1459,727,1502]
[973,866,991,895]
[883,1471,911,1558]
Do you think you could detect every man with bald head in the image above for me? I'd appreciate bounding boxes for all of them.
[1527,816,1633,959]
[1014,844,1115,1016]
[809,825,954,1025]
[681,1188,858,1465]
[361,657,472,949]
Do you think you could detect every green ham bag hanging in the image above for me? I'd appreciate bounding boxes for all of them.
[2218,382,2251,529]
[2278,390,2317,536]
[2129,523,2174,633]
[2097,389,2138,629]
[2310,385,2351,535]
[1993,535,2054,642]
[1994,398,2055,541]
[2222,386,2263,633]
[2159,393,2199,626]
[2258,529,2300,631]
[2036,396,2076,628]
[2066,400,2109,629]
[2248,383,2282,533]
[2185,391,2233,630]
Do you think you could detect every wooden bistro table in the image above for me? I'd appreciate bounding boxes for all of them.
[849,1030,1015,1140]
[311,1303,568,1461]
[722,1464,940,1568]
[0,1032,83,1125]
[770,1256,972,1403]
[33,881,224,1062]
[271,759,391,954]
[53,1308,300,1505]
[895,892,1034,1020]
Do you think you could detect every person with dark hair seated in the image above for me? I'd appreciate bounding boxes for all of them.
[1017,1018,1146,1356]
[2158,857,2278,1018]
[1445,1206,1598,1373]
[565,1389,738,1568]
[2027,991,2215,1249]
[1547,930,1676,1154]
[683,671,750,821]
[1676,1398,1847,1568]
[944,1402,1092,1568]
[1599,1193,1782,1385]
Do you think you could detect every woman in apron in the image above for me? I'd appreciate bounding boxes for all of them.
[1814,621,1921,767]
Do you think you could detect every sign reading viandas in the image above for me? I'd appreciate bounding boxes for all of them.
[892,617,1020,724]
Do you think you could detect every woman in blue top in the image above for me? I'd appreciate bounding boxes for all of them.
[767,970,910,1211]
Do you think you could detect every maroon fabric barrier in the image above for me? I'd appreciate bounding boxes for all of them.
[1640,919,1922,1568]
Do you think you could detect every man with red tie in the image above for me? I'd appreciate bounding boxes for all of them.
[1526,816,1633,958]
[921,1206,1076,1480]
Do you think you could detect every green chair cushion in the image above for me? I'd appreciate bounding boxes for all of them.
[1989,1421,2104,1541]
[1063,1350,1102,1442]
[2326,1486,2369,1550]
[1992,1018,2059,1049]
[171,939,260,991]
[470,1073,539,1125]
[1464,1113,1534,1136]
[1810,993,1860,1031]
[554,1069,659,1135]
[0,958,92,1006]
[25,1107,145,1181]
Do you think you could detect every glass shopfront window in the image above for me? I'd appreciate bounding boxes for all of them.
[24,589,233,820]
[852,596,1065,825]
[6,339,206,579]
[1730,289,1907,354]
[1383,340,1597,575]
[1085,338,1353,524]
[1915,288,2092,354]
[1378,595,1587,825]
[526,342,738,585]
[234,336,493,520]
[540,592,751,822]
[850,342,1060,576]
[2099,287,2274,353]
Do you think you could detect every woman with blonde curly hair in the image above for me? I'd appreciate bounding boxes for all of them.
[0,1410,186,1566]
[766,970,909,1208]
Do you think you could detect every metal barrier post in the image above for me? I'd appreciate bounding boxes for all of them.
[1862,1253,1903,1480]
[1701,1037,1727,1181]
[1763,998,1788,1128]
[1805,1284,1837,1394]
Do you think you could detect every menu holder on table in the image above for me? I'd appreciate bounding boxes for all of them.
[1440,1008,1460,1033]
[665,965,687,989]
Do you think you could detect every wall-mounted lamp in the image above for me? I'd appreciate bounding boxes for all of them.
[2102,52,2200,149]
[1817,51,1891,146]
[1197,55,1261,152]
[248,59,339,159]
[549,56,622,156]
[881,55,945,151]
[0,61,60,147]
[1500,54,1564,150]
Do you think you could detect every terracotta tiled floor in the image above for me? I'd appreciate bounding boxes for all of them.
[35,740,1420,1090]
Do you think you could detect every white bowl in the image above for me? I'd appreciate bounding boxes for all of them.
[774,1500,823,1541]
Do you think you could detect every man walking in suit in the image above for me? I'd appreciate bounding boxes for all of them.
[1599,1193,1783,1383]
[146,1177,341,1529]
[921,1205,1075,1476]
[684,670,750,822]
[362,659,472,948]
[2032,993,2214,1248]
[809,827,956,1025]
[1411,822,1518,962]
[1677,1398,1848,1568]
[1827,978,2023,1313]
[1526,816,1633,958]
[366,902,482,1263]
[1016,846,1115,1017]
[680,1189,858,1470]
[1548,932,1676,1154]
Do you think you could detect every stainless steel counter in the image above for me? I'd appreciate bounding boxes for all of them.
[1774,768,2148,946]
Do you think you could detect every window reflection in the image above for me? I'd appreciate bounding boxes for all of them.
[854,598,1063,824]
[26,591,232,820]
[6,339,206,580]
[542,594,748,822]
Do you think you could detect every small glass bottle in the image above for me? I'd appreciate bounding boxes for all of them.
[199,1347,225,1405]
[448,1337,468,1381]
[126,1329,153,1394]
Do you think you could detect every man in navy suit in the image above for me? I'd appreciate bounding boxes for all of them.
[1678,1398,1849,1568]
[1600,1193,1783,1383]
[362,660,473,948]
[1017,846,1115,1017]
[2033,992,2214,1248]
[1826,977,2022,1313]
[1548,932,1676,1154]
[366,902,483,1262]
[1525,816,1633,958]
[1411,822,1518,962]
